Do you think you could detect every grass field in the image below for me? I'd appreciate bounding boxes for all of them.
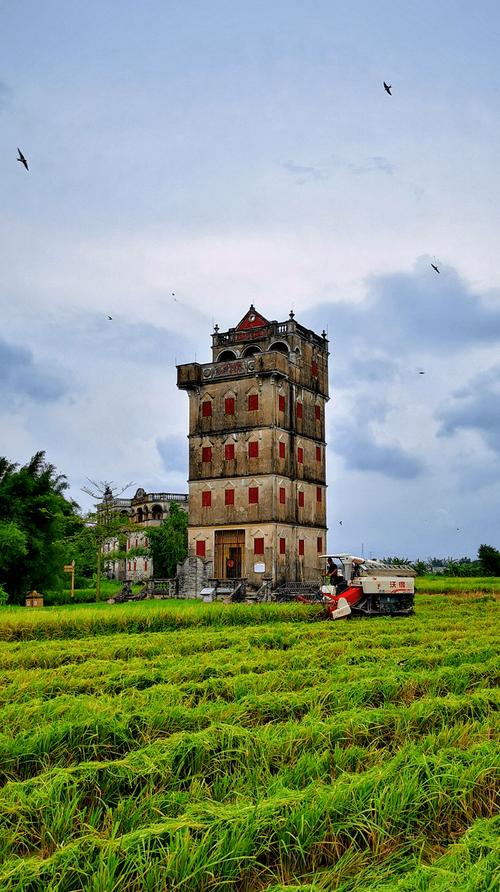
[0,593,498,890]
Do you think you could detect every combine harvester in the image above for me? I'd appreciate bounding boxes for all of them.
[315,554,416,620]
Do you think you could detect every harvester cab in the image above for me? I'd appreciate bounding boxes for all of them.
[320,554,416,620]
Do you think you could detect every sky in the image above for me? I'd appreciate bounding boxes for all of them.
[1,0,500,561]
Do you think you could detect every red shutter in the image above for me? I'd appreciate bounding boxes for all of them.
[202,400,212,417]
[296,402,303,419]
[279,441,285,459]
[312,361,318,377]
[225,443,235,460]
[317,537,323,553]
[196,540,206,557]
[315,405,321,421]
[202,490,211,507]
[298,491,305,507]
[248,441,259,458]
[316,486,322,502]
[225,489,234,506]
[202,446,212,463]
[279,487,286,504]
[248,393,259,411]
[133,560,137,571]
[297,447,304,464]
[279,537,286,554]
[225,397,235,415]
[144,560,148,571]
[298,539,304,556]
[248,487,259,504]
[316,445,321,461]
[254,538,264,555]
[278,394,285,412]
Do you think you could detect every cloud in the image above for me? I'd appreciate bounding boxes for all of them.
[156,436,188,475]
[305,257,500,353]
[280,160,329,184]
[0,80,10,111]
[334,425,424,478]
[349,156,394,175]
[436,364,500,456]
[0,338,67,404]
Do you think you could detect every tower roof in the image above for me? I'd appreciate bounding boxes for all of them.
[235,305,269,332]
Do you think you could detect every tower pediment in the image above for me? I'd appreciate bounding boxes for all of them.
[236,305,269,332]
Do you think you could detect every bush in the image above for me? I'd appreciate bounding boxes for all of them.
[0,584,9,606]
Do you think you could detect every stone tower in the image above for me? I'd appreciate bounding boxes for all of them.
[176,306,329,587]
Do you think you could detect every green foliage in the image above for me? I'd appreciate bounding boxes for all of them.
[0,452,80,603]
[148,503,188,577]
[0,585,8,607]
[478,543,500,576]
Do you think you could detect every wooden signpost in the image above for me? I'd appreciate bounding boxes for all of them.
[64,560,75,598]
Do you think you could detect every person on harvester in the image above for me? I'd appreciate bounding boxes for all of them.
[326,559,348,595]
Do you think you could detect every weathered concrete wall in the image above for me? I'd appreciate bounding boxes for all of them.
[176,555,213,599]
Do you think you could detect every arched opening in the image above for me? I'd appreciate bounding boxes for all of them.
[242,345,262,357]
[217,350,237,361]
[152,504,163,521]
[269,341,289,355]
[136,507,144,523]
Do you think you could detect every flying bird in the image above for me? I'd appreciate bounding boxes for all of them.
[339,520,343,526]
[418,371,425,375]
[17,148,29,171]
[107,315,113,320]
[383,82,392,95]
[171,292,178,302]
[431,263,440,274]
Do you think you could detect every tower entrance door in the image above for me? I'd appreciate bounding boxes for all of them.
[214,530,245,579]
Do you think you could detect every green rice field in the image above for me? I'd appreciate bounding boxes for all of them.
[0,593,498,891]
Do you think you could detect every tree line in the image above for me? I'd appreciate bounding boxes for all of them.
[0,452,188,604]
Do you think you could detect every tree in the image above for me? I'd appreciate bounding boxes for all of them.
[0,452,80,602]
[81,479,132,600]
[148,503,188,578]
[478,544,500,576]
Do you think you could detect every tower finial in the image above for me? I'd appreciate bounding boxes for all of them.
[289,309,295,320]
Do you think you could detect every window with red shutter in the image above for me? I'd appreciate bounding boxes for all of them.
[279,537,286,554]
[316,445,321,461]
[202,490,211,507]
[296,402,303,419]
[202,400,212,417]
[298,539,304,556]
[315,405,321,421]
[202,446,212,463]
[278,394,285,412]
[144,560,148,571]
[316,487,322,502]
[225,489,234,506]
[297,447,304,464]
[128,561,131,571]
[133,560,137,571]
[248,441,259,458]
[248,393,259,411]
[224,443,235,460]
[225,397,235,415]
[279,441,285,459]
[317,537,323,553]
[298,491,305,507]
[279,487,286,504]
[196,540,206,557]
[254,538,264,555]
[312,361,318,377]
[248,487,259,504]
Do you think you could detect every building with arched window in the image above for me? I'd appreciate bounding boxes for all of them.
[177,306,329,587]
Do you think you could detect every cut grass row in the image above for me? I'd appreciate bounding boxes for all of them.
[0,590,498,641]
[0,743,496,891]
[0,685,497,783]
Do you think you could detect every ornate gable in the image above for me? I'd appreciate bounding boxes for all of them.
[236,304,268,332]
